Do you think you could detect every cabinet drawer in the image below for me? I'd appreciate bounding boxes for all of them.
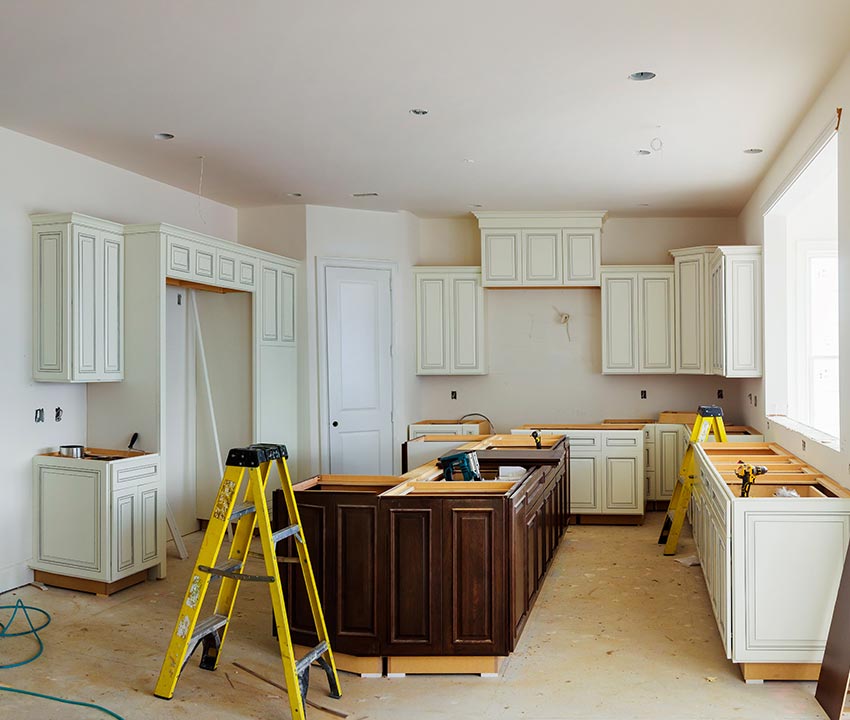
[645,443,656,471]
[113,462,159,488]
[603,432,641,448]
[564,431,602,452]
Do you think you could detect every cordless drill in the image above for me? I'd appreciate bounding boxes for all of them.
[735,461,768,497]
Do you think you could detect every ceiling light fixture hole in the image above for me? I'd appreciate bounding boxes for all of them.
[636,149,651,156]
[352,192,379,198]
[743,148,764,154]
[409,108,429,116]
[154,132,175,141]
[628,71,656,81]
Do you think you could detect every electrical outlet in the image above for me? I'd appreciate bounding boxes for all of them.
[54,407,63,422]
[451,390,457,400]
[177,293,183,306]
[717,389,724,399]
[754,395,758,407]
[747,393,753,405]
[802,439,807,451]
[640,390,647,399]
[34,408,44,423]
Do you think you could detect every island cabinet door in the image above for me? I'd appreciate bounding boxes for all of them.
[442,499,507,656]
[333,500,381,655]
[277,495,331,648]
[380,498,443,655]
[509,489,529,647]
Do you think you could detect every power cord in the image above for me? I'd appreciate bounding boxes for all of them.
[458,412,495,434]
[0,598,125,719]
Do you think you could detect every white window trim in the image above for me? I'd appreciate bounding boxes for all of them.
[766,414,839,451]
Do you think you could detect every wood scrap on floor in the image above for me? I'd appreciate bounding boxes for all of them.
[232,661,349,719]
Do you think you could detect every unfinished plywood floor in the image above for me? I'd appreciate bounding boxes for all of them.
[0,513,827,719]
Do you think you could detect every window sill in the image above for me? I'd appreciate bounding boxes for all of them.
[765,415,840,452]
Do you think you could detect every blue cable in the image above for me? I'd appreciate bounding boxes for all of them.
[0,599,125,720]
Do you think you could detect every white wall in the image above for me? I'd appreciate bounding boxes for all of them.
[736,48,850,485]
[414,215,747,429]
[0,127,236,592]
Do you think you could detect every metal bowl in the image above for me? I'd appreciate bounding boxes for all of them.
[59,445,84,458]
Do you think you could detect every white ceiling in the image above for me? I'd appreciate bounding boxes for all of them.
[2,1,849,217]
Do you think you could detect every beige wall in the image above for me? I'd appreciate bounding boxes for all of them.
[736,48,850,485]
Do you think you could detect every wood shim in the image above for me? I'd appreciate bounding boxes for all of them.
[816,544,850,720]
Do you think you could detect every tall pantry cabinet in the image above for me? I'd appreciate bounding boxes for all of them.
[32,213,124,382]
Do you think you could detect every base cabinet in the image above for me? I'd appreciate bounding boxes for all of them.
[275,455,569,659]
[31,453,163,584]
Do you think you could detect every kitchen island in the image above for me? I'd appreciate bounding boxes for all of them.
[272,435,569,675]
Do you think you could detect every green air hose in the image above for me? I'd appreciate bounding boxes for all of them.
[0,598,126,720]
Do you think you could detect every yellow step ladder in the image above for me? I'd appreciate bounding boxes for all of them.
[154,443,341,719]
[658,405,728,555]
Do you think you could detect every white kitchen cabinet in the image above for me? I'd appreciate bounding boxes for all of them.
[475,212,607,288]
[408,419,490,439]
[511,428,644,516]
[260,260,297,346]
[601,266,675,374]
[670,245,762,378]
[710,247,762,378]
[690,443,850,676]
[31,451,164,592]
[32,213,124,382]
[165,231,258,292]
[414,267,487,375]
[655,424,683,499]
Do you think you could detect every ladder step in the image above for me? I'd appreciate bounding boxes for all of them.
[189,614,228,649]
[230,502,255,521]
[296,641,328,676]
[271,524,301,545]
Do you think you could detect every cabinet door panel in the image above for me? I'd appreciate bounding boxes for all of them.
[260,265,280,343]
[451,276,483,372]
[139,484,159,563]
[194,246,215,280]
[36,466,102,573]
[285,501,329,643]
[601,274,638,372]
[35,229,65,375]
[675,255,706,373]
[657,428,680,499]
[336,503,380,654]
[73,227,98,377]
[710,256,725,374]
[417,276,448,372]
[383,502,442,654]
[727,255,762,376]
[639,272,675,373]
[167,237,192,276]
[570,456,602,512]
[522,231,560,285]
[280,268,296,343]
[443,501,505,655]
[102,232,123,376]
[510,493,528,644]
[238,257,256,288]
[563,232,599,285]
[112,490,136,574]
[218,253,236,284]
[605,456,640,511]
[482,231,521,285]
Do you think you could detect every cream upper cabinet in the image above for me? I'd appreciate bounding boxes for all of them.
[670,245,762,378]
[32,213,124,382]
[601,266,675,374]
[710,247,763,378]
[415,267,487,375]
[259,260,297,346]
[475,212,607,288]
[562,230,601,285]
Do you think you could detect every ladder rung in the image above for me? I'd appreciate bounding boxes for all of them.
[295,641,328,676]
[197,563,274,583]
[271,524,301,545]
[230,502,255,521]
[189,614,228,648]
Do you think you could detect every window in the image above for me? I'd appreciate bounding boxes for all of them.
[764,132,839,441]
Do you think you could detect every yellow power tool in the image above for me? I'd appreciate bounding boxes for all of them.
[735,461,768,497]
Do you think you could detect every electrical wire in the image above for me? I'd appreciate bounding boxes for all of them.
[458,412,494,434]
[0,599,125,720]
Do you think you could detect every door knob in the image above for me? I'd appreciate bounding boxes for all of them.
[332,421,339,427]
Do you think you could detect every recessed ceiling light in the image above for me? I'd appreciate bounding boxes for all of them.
[352,192,379,198]
[409,108,429,116]
[463,158,475,164]
[286,192,302,198]
[628,71,656,81]
[743,148,764,154]
[469,204,483,208]
[638,203,651,207]
[636,149,651,156]
[153,132,175,140]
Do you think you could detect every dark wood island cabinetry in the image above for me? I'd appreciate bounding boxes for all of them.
[271,436,570,673]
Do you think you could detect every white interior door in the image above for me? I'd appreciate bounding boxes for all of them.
[325,266,393,474]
